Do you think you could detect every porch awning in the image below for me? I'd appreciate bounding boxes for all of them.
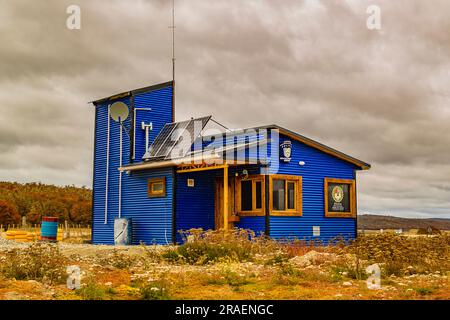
[118,138,270,172]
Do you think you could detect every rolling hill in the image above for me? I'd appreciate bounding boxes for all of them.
[358,214,450,230]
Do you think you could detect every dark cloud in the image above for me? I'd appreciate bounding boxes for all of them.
[0,0,449,217]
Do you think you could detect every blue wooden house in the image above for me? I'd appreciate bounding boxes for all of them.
[90,81,370,245]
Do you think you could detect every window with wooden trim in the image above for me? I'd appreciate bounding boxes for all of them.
[148,177,166,198]
[236,175,265,216]
[269,175,302,216]
[324,178,356,218]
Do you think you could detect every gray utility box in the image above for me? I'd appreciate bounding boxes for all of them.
[114,218,132,245]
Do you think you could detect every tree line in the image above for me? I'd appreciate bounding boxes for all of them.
[0,181,91,226]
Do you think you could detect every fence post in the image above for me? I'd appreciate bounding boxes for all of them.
[64,220,68,239]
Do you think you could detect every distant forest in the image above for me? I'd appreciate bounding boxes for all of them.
[0,181,91,226]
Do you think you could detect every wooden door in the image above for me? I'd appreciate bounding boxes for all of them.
[215,177,237,230]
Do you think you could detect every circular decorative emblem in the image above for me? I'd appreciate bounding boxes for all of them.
[332,186,344,203]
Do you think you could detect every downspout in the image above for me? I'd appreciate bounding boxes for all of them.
[129,94,135,163]
[104,106,111,224]
[91,105,98,240]
[118,120,123,218]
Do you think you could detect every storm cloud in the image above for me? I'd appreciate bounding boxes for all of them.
[0,0,449,218]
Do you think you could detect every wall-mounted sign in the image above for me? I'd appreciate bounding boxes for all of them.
[327,183,350,212]
[280,141,292,163]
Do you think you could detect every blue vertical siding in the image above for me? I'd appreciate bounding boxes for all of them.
[92,84,173,245]
[93,88,361,246]
[134,86,173,161]
[268,134,358,243]
[92,97,131,244]
[176,172,216,243]
[122,168,173,245]
[235,216,266,236]
[175,165,265,242]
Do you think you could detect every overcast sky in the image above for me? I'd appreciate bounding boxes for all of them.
[0,0,449,218]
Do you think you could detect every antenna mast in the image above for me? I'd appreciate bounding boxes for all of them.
[170,0,176,121]
[171,0,175,83]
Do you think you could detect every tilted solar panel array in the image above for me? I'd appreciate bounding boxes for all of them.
[145,122,178,158]
[168,116,210,159]
[143,116,211,160]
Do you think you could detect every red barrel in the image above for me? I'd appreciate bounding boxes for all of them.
[41,216,59,242]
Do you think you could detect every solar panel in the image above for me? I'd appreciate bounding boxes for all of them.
[143,122,179,159]
[143,116,211,160]
[166,116,211,160]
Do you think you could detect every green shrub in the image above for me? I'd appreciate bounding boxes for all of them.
[77,278,105,300]
[97,250,135,269]
[161,249,182,263]
[105,287,117,295]
[206,267,252,291]
[265,253,290,266]
[414,287,434,296]
[139,279,171,300]
[330,257,368,280]
[163,229,280,265]
[141,243,164,263]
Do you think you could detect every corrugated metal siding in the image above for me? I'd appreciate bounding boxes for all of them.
[122,168,173,245]
[175,165,265,243]
[134,86,173,161]
[92,85,173,245]
[176,172,216,243]
[268,134,357,243]
[92,97,131,244]
[235,217,266,236]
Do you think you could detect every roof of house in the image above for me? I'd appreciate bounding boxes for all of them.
[119,122,370,172]
[196,124,370,170]
[90,81,173,105]
[90,81,370,171]
[255,124,371,170]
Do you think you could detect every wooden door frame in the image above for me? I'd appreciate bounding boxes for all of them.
[214,176,239,230]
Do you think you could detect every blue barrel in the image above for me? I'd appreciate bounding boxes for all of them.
[41,216,58,242]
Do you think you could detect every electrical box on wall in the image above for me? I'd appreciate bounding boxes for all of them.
[187,179,195,187]
[313,226,320,237]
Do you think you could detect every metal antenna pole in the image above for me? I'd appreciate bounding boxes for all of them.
[169,0,176,121]
[172,0,175,83]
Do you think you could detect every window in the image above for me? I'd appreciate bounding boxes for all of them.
[148,177,166,197]
[236,175,265,216]
[269,175,302,216]
[241,180,253,211]
[272,179,285,211]
[324,178,356,218]
[287,181,295,209]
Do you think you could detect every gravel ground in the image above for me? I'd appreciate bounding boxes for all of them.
[0,233,171,257]
[0,237,29,250]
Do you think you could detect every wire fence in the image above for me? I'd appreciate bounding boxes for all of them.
[0,223,91,242]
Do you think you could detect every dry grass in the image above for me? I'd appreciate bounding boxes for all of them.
[162,229,281,265]
[0,230,448,300]
[0,243,67,285]
[333,233,450,278]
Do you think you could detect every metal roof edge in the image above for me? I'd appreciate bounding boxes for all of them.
[197,123,370,170]
[266,124,371,170]
[89,80,173,105]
